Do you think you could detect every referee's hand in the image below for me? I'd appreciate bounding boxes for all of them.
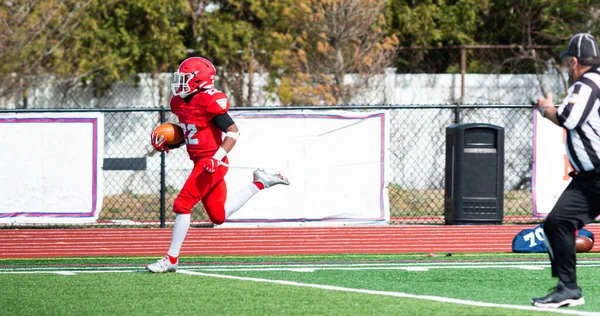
[537,93,553,107]
[536,93,553,113]
[536,93,560,125]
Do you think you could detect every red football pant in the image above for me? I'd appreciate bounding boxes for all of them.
[173,157,229,225]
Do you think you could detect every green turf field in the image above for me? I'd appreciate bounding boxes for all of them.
[1,253,599,315]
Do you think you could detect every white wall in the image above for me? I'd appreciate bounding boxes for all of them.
[0,70,567,108]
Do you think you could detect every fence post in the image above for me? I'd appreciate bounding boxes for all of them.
[454,103,461,124]
[460,46,466,104]
[159,107,166,228]
[455,45,466,124]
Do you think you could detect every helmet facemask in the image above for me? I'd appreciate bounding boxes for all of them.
[172,71,198,98]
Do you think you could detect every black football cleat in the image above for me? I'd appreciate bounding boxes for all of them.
[532,281,584,308]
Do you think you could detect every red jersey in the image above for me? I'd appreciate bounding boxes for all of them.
[170,89,231,161]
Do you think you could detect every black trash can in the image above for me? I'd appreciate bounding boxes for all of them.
[444,123,504,225]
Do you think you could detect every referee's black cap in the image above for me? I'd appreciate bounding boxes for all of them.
[560,33,600,63]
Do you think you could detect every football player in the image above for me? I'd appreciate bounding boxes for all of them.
[147,57,289,273]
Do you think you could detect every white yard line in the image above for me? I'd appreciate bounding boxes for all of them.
[0,269,142,274]
[1,261,599,273]
[179,263,600,272]
[178,269,600,316]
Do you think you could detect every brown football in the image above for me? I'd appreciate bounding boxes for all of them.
[153,123,184,146]
[576,236,594,253]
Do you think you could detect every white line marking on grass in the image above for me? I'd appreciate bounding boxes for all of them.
[0,270,142,274]
[177,260,600,270]
[515,265,546,270]
[1,260,597,273]
[182,264,564,272]
[0,266,144,272]
[55,271,77,275]
[177,270,600,316]
[288,268,317,272]
[403,267,430,271]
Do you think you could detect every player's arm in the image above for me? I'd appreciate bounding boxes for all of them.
[162,98,185,150]
[201,112,239,172]
[201,92,238,172]
[221,123,239,153]
[211,113,239,153]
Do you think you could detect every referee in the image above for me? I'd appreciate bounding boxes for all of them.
[532,33,600,309]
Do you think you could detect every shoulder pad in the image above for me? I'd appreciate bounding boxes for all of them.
[201,89,230,115]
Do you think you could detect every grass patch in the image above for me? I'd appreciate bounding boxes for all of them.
[2,253,599,315]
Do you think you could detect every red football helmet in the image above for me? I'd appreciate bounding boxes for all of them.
[171,57,216,97]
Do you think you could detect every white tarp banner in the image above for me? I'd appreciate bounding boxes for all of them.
[532,111,572,216]
[0,112,104,223]
[221,110,390,226]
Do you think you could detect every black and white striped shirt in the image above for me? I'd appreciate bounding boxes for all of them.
[558,66,600,173]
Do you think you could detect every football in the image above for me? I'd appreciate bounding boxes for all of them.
[153,123,184,146]
[576,236,594,253]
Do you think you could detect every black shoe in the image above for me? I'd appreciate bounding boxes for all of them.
[531,282,584,308]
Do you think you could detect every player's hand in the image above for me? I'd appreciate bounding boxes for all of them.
[200,157,221,173]
[151,132,169,153]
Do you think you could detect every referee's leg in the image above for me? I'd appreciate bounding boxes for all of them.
[543,177,599,286]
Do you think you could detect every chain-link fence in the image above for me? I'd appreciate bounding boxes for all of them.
[1,104,555,228]
[387,105,535,225]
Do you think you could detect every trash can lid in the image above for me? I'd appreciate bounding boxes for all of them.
[447,123,504,130]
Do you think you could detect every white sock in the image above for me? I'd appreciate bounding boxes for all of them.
[167,213,191,258]
[225,183,261,218]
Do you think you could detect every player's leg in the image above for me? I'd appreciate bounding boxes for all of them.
[147,162,221,273]
[252,168,290,190]
[202,179,228,225]
[202,168,290,223]
[225,169,290,219]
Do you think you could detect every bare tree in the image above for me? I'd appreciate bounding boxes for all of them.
[0,0,89,108]
[185,0,208,46]
[279,0,398,105]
